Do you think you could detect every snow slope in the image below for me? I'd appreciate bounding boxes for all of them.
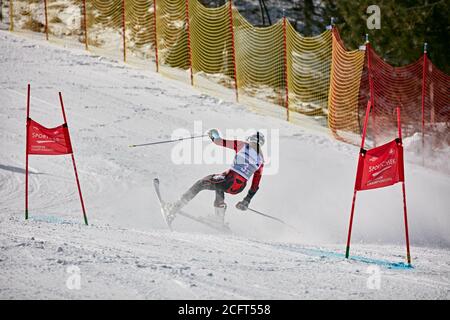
[1,31,449,299]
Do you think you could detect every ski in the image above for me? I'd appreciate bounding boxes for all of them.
[178,211,231,233]
[153,178,173,231]
[153,178,230,233]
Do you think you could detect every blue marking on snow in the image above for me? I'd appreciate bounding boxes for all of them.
[277,245,413,270]
[29,215,80,225]
[307,248,413,270]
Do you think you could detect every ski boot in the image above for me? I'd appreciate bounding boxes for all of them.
[205,203,228,227]
[162,199,186,226]
[214,203,227,225]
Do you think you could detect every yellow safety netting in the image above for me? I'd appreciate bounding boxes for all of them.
[327,28,365,143]
[155,0,189,70]
[46,0,85,49]
[286,24,331,116]
[233,9,285,107]
[9,0,46,35]
[189,0,235,89]
[7,0,373,142]
[124,0,156,63]
[86,0,123,60]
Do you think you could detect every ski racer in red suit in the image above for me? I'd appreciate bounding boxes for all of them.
[164,129,265,225]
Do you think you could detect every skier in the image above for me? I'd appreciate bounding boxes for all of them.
[163,129,265,225]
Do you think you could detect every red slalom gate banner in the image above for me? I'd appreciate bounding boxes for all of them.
[355,139,404,191]
[25,84,88,225]
[27,120,73,155]
[345,101,411,264]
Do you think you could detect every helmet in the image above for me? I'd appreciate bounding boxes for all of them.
[247,131,265,146]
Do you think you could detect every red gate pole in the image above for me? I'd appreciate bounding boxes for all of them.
[25,84,31,220]
[44,0,49,40]
[421,43,428,161]
[227,0,238,102]
[397,107,411,264]
[401,182,411,264]
[122,0,127,62]
[345,100,371,258]
[282,12,290,122]
[366,35,376,146]
[153,0,159,72]
[82,0,88,50]
[345,190,357,258]
[185,0,194,86]
[58,92,89,225]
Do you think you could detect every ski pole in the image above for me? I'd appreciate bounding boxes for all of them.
[129,134,208,148]
[248,207,284,223]
[247,207,301,234]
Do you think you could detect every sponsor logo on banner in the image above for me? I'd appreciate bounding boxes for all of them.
[27,119,73,155]
[355,139,404,191]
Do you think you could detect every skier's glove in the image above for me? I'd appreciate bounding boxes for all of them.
[236,199,250,211]
[236,189,257,211]
[207,128,220,142]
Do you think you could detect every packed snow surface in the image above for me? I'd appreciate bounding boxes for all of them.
[0,31,449,299]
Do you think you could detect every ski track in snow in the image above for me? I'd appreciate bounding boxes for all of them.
[1,215,450,299]
[0,31,449,299]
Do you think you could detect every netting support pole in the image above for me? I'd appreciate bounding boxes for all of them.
[153,0,159,72]
[397,107,411,265]
[366,36,376,146]
[421,43,428,161]
[25,84,30,220]
[185,0,194,86]
[9,0,14,31]
[59,92,89,226]
[82,0,88,50]
[330,17,335,26]
[282,13,290,122]
[345,100,371,259]
[228,0,238,102]
[122,0,126,62]
[44,0,49,40]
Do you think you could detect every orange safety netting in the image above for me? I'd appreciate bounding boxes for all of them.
[358,44,450,147]
[423,59,450,148]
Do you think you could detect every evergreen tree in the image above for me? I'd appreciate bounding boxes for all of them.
[324,0,449,72]
[201,0,448,73]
